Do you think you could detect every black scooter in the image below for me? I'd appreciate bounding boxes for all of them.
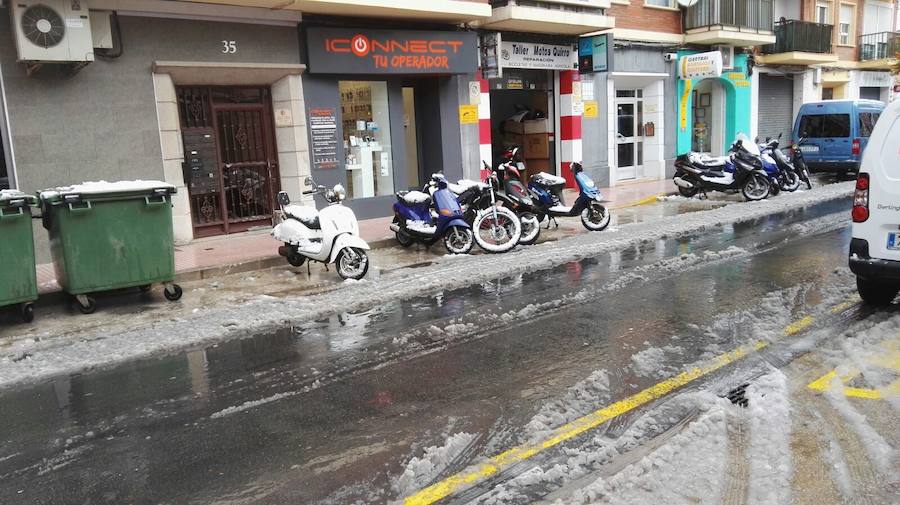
[674,137,771,201]
[789,137,813,190]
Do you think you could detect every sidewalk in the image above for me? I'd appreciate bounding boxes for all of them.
[35,178,676,294]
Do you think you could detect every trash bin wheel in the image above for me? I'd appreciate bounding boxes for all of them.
[164,284,183,302]
[20,303,34,323]
[139,284,152,292]
[76,296,97,315]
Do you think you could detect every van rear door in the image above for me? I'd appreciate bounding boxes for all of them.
[857,107,882,157]
[862,103,900,261]
[796,103,852,163]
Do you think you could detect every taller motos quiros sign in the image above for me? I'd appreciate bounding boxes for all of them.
[306,27,478,75]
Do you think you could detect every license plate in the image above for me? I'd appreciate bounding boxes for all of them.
[888,233,900,250]
[799,145,819,153]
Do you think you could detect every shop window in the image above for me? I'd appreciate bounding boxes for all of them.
[859,112,880,137]
[822,87,834,100]
[340,81,394,199]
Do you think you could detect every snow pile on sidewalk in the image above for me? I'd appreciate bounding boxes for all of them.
[0,182,854,389]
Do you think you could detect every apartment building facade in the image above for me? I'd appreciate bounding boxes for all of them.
[755,0,899,141]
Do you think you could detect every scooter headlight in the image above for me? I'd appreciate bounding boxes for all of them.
[332,184,347,202]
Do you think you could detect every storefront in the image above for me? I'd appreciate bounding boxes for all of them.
[676,51,753,156]
[301,26,479,218]
[482,34,582,187]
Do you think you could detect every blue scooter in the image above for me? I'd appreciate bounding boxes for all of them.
[390,174,475,254]
[527,162,611,231]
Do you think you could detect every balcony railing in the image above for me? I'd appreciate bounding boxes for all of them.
[859,32,900,61]
[684,0,774,32]
[761,19,833,54]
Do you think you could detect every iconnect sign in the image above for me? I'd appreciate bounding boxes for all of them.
[306,27,478,74]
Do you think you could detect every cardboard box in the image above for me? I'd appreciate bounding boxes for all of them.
[503,119,551,135]
[523,158,552,180]
[524,133,550,159]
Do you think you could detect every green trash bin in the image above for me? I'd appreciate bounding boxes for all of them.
[39,181,183,314]
[0,190,38,322]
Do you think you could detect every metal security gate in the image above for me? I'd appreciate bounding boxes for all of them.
[176,87,280,237]
[758,74,795,142]
[860,87,882,100]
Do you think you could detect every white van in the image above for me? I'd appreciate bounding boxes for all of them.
[850,99,900,304]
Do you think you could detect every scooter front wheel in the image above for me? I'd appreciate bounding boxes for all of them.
[742,173,771,201]
[473,207,520,253]
[443,226,474,255]
[336,247,369,280]
[780,171,800,192]
[581,203,611,231]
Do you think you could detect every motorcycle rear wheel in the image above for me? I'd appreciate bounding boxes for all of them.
[518,212,541,245]
[395,230,415,247]
[678,184,699,198]
[473,207,521,253]
[444,226,474,255]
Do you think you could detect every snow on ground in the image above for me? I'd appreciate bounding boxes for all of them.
[0,182,854,389]
[629,345,684,379]
[523,370,612,443]
[392,432,477,497]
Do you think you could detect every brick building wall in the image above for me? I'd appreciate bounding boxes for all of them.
[608,2,682,34]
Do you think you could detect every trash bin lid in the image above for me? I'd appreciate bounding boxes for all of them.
[40,180,177,203]
[0,189,38,208]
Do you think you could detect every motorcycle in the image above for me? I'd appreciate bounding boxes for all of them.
[272,178,370,280]
[527,162,612,231]
[488,158,542,244]
[758,134,801,193]
[789,137,813,190]
[442,176,521,253]
[673,134,771,201]
[391,173,475,254]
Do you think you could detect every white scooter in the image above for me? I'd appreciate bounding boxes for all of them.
[272,178,370,280]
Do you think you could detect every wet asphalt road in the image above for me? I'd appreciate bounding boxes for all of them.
[0,196,859,505]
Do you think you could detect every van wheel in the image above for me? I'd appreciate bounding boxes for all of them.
[857,277,899,306]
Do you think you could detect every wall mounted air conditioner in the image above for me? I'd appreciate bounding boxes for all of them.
[11,0,95,63]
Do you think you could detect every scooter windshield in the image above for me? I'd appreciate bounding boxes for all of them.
[735,133,760,157]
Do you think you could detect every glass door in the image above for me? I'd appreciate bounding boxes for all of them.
[615,90,643,181]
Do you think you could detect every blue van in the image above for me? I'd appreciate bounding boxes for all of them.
[792,99,885,174]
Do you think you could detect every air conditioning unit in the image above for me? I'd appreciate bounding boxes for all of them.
[11,0,95,63]
[714,45,734,69]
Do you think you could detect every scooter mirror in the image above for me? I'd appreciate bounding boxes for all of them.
[277,191,291,206]
[304,176,313,186]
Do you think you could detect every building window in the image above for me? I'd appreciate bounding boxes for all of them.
[645,0,675,7]
[839,4,854,45]
[816,2,832,25]
[339,81,394,199]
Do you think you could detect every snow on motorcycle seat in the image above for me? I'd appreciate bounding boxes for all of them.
[532,172,566,187]
[283,204,321,230]
[448,179,483,195]
[397,190,432,206]
[688,152,727,168]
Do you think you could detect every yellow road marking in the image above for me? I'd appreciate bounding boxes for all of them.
[785,316,814,336]
[611,195,663,210]
[806,335,900,400]
[402,341,766,505]
[403,298,856,504]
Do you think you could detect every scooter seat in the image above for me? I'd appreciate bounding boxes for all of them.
[688,152,728,167]
[448,179,483,195]
[283,205,321,230]
[397,190,431,206]
[531,172,566,187]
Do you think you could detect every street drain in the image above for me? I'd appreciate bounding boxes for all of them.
[724,383,750,407]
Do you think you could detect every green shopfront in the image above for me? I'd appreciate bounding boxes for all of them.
[676,51,752,156]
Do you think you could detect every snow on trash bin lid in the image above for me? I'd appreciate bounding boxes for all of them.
[39,180,177,200]
[0,189,37,206]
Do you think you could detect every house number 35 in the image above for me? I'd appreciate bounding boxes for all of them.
[222,41,237,54]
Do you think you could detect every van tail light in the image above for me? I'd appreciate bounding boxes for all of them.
[852,138,861,156]
[852,173,869,222]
